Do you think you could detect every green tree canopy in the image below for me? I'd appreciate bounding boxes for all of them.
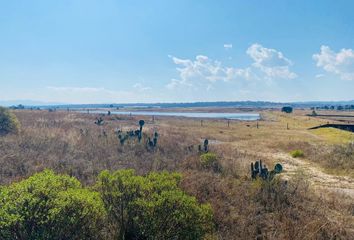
[281,106,293,113]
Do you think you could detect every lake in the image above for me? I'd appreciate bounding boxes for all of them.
[84,110,260,121]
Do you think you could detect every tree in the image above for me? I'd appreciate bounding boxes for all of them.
[0,107,20,135]
[0,170,105,240]
[281,106,293,113]
[96,169,214,239]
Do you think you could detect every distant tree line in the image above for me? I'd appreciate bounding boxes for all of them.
[310,105,354,111]
[8,104,25,110]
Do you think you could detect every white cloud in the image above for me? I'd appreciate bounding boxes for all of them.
[166,55,230,89]
[313,45,354,80]
[166,78,193,90]
[246,43,297,79]
[315,74,325,79]
[225,67,258,81]
[224,44,233,50]
[133,83,151,92]
[167,43,296,89]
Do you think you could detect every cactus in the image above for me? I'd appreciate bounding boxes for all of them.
[153,132,158,147]
[251,160,283,180]
[138,120,145,142]
[134,130,140,137]
[203,139,209,152]
[118,134,128,145]
[147,137,154,148]
[146,132,159,150]
[94,117,104,126]
[139,120,145,129]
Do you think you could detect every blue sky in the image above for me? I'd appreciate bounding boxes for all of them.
[0,0,353,104]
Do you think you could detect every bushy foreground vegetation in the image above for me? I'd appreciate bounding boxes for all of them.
[0,170,105,239]
[97,169,213,239]
[2,169,350,239]
[0,170,213,240]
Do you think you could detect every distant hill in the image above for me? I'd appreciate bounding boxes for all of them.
[0,100,63,107]
[3,100,353,109]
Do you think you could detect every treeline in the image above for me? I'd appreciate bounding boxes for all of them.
[0,170,213,240]
[311,105,354,111]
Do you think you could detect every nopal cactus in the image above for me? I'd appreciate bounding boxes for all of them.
[94,117,104,126]
[203,139,209,152]
[251,160,283,181]
[138,120,145,142]
[153,131,158,147]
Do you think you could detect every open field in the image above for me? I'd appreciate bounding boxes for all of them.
[0,109,353,239]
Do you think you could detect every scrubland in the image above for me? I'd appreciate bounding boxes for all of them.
[0,109,353,239]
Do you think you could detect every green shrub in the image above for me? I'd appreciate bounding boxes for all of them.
[96,169,214,239]
[0,170,105,240]
[0,107,20,135]
[290,150,304,158]
[200,153,222,172]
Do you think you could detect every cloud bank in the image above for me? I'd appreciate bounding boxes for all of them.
[313,45,354,80]
[167,43,297,89]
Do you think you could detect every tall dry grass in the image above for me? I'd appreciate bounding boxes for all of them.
[0,110,353,239]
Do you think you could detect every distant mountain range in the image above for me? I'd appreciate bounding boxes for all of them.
[0,100,63,107]
[1,99,354,109]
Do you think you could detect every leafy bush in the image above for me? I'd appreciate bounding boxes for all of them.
[290,150,304,158]
[0,107,20,135]
[0,170,105,240]
[200,152,222,172]
[96,169,214,239]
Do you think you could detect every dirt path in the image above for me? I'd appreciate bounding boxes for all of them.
[215,138,354,199]
[264,152,354,198]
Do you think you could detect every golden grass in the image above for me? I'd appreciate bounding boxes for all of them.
[311,127,354,144]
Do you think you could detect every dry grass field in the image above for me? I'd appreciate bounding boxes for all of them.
[0,109,353,239]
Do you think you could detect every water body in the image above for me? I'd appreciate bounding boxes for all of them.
[84,110,260,121]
